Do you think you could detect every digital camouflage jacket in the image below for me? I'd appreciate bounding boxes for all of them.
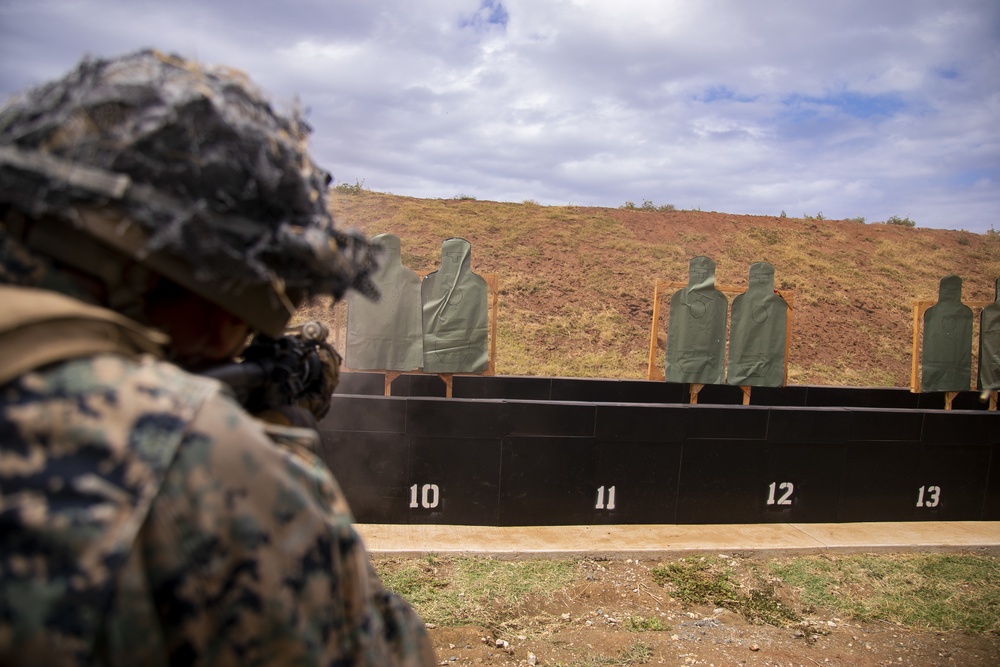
[0,284,435,666]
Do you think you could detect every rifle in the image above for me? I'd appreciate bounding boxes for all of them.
[200,321,337,415]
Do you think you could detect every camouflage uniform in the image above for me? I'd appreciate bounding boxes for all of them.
[0,285,435,666]
[0,50,435,666]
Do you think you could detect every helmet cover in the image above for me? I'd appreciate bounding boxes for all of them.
[0,49,378,335]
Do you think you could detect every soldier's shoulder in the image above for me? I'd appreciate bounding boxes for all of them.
[42,352,220,404]
[4,353,233,461]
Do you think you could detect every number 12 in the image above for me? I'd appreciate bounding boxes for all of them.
[766,482,794,506]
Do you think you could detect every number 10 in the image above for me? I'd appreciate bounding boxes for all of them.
[409,483,440,509]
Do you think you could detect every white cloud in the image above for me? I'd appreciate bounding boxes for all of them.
[1,0,999,231]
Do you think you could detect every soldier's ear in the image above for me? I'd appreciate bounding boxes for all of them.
[194,305,250,360]
[144,287,249,367]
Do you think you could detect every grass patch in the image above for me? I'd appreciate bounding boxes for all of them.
[497,306,644,378]
[652,557,798,626]
[615,640,654,665]
[770,554,1000,633]
[374,551,1000,659]
[374,555,576,633]
[563,640,653,666]
[883,214,916,227]
[748,225,782,246]
[651,558,734,605]
[624,615,669,632]
[621,199,675,212]
[333,178,367,195]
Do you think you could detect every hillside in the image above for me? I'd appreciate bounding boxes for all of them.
[324,190,1000,388]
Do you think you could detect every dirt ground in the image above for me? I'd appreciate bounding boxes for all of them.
[405,556,1000,667]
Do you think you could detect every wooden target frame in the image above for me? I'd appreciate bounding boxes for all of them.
[910,299,997,410]
[336,273,498,397]
[646,280,794,404]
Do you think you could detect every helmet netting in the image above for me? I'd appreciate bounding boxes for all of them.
[0,49,378,304]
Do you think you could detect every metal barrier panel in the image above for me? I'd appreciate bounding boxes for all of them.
[675,439,766,523]
[319,431,409,523]
[317,391,997,525]
[407,436,501,525]
[318,396,410,523]
[985,444,1000,520]
[498,436,600,526]
[761,442,845,523]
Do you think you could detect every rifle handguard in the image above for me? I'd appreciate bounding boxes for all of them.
[200,321,338,418]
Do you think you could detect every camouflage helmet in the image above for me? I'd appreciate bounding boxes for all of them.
[0,49,377,336]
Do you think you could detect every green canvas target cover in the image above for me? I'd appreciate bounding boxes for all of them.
[979,277,1000,390]
[345,233,423,371]
[921,274,973,392]
[665,256,728,385]
[421,237,489,373]
[727,261,788,387]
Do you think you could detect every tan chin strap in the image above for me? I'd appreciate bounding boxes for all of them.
[14,210,160,323]
[0,285,168,386]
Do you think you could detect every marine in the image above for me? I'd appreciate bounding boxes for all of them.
[0,49,436,666]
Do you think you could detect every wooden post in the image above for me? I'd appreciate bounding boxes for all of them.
[910,301,928,393]
[740,385,752,405]
[646,280,664,381]
[779,290,793,386]
[384,371,401,396]
[944,391,957,410]
[333,302,343,351]
[485,274,499,376]
[689,383,704,404]
[438,373,453,398]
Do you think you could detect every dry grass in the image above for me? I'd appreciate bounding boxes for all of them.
[770,553,1000,633]
[374,555,576,634]
[374,553,1000,635]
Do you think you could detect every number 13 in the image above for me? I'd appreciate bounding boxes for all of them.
[916,485,941,508]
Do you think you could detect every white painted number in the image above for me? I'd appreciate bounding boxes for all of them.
[916,485,941,508]
[409,483,440,509]
[595,485,617,510]
[766,482,794,506]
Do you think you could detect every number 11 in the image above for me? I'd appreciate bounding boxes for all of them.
[595,485,616,510]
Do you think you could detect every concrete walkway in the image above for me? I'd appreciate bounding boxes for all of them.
[357,521,1000,558]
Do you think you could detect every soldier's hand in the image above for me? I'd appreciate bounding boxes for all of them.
[256,405,319,429]
[298,341,340,421]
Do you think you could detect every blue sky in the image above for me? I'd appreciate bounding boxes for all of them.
[2,0,998,233]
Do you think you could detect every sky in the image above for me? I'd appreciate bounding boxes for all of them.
[2,0,999,233]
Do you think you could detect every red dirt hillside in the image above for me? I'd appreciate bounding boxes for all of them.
[322,190,1000,388]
